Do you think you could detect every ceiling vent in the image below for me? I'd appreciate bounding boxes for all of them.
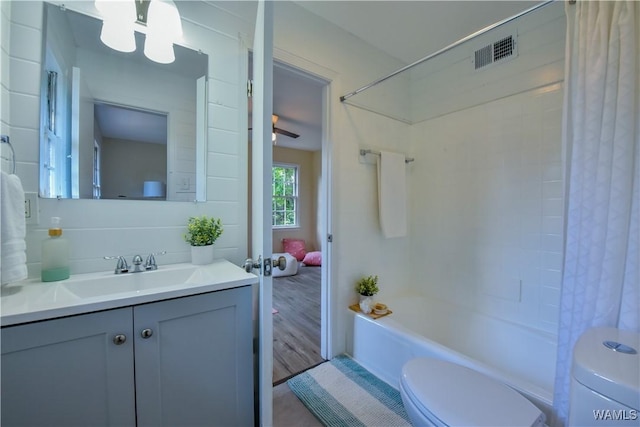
[473,32,517,70]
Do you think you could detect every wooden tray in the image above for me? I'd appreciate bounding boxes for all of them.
[349,304,392,319]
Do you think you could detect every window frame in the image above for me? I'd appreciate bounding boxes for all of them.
[271,162,299,229]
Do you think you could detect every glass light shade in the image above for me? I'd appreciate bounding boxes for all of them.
[144,35,175,64]
[146,0,183,39]
[95,0,137,53]
[144,0,182,64]
[143,180,165,198]
[100,21,136,53]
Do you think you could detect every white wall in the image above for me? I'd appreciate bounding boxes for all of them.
[101,138,166,200]
[409,1,565,334]
[5,1,252,276]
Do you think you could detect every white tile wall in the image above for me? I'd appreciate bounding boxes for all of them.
[410,83,565,332]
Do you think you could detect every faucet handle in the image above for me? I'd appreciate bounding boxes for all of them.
[104,256,129,274]
[145,251,166,271]
[145,254,157,271]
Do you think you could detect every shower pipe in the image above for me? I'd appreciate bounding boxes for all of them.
[340,0,556,103]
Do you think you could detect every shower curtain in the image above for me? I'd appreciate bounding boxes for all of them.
[553,1,639,425]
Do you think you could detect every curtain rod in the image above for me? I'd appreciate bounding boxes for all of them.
[340,0,556,103]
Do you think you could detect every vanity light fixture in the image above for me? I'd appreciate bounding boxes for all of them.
[94,0,183,64]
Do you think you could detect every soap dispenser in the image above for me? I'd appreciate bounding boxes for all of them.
[41,217,70,282]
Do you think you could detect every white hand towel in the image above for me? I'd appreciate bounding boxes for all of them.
[377,151,407,238]
[1,171,28,285]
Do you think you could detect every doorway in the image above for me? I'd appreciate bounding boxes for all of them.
[270,61,328,385]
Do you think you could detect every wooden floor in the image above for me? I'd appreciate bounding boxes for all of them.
[272,265,324,384]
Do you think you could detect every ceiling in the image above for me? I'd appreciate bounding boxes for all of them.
[272,1,542,151]
[272,63,325,151]
[294,1,541,65]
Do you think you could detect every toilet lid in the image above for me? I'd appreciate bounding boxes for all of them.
[401,358,544,427]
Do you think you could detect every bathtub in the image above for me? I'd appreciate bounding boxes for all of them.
[351,295,557,420]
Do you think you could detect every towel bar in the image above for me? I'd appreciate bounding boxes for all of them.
[360,148,414,164]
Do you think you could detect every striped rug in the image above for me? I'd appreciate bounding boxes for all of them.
[287,355,411,427]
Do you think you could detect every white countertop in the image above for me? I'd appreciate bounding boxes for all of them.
[1,259,259,327]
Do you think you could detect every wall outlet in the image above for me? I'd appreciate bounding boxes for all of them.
[24,192,39,225]
[181,177,190,190]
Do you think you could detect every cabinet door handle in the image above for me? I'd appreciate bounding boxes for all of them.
[141,328,153,339]
[113,334,127,345]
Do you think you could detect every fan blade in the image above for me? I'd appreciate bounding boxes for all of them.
[274,127,299,139]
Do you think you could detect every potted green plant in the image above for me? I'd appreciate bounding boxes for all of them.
[355,275,378,313]
[356,274,379,297]
[184,216,223,265]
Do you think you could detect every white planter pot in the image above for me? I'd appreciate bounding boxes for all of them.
[359,295,373,314]
[191,245,214,265]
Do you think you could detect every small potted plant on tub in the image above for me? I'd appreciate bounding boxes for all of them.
[184,215,223,265]
[356,275,379,314]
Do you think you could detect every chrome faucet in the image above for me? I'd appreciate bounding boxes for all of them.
[131,255,144,273]
[105,251,166,274]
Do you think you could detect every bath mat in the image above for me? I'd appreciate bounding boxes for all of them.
[287,355,410,427]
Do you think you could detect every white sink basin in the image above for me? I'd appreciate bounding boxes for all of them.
[62,265,198,299]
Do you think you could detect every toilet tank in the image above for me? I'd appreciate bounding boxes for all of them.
[568,328,640,426]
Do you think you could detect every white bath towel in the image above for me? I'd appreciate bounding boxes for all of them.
[1,171,27,285]
[377,151,407,238]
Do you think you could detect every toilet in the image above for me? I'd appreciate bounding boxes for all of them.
[400,358,545,426]
[568,327,639,426]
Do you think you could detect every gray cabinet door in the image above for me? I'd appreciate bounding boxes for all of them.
[1,308,135,426]
[134,286,253,427]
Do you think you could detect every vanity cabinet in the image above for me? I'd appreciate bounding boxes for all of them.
[1,286,253,427]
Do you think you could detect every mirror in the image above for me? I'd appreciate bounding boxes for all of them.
[40,3,208,201]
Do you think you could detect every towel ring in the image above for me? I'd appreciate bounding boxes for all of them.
[1,135,16,174]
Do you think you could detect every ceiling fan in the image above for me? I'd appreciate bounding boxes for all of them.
[250,115,300,139]
[272,115,299,139]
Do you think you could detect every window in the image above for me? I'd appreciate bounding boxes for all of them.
[272,164,298,227]
[40,49,70,198]
[93,140,101,199]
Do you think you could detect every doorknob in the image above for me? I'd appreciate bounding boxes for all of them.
[273,255,287,271]
[243,256,262,273]
[141,329,153,339]
[113,334,127,345]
